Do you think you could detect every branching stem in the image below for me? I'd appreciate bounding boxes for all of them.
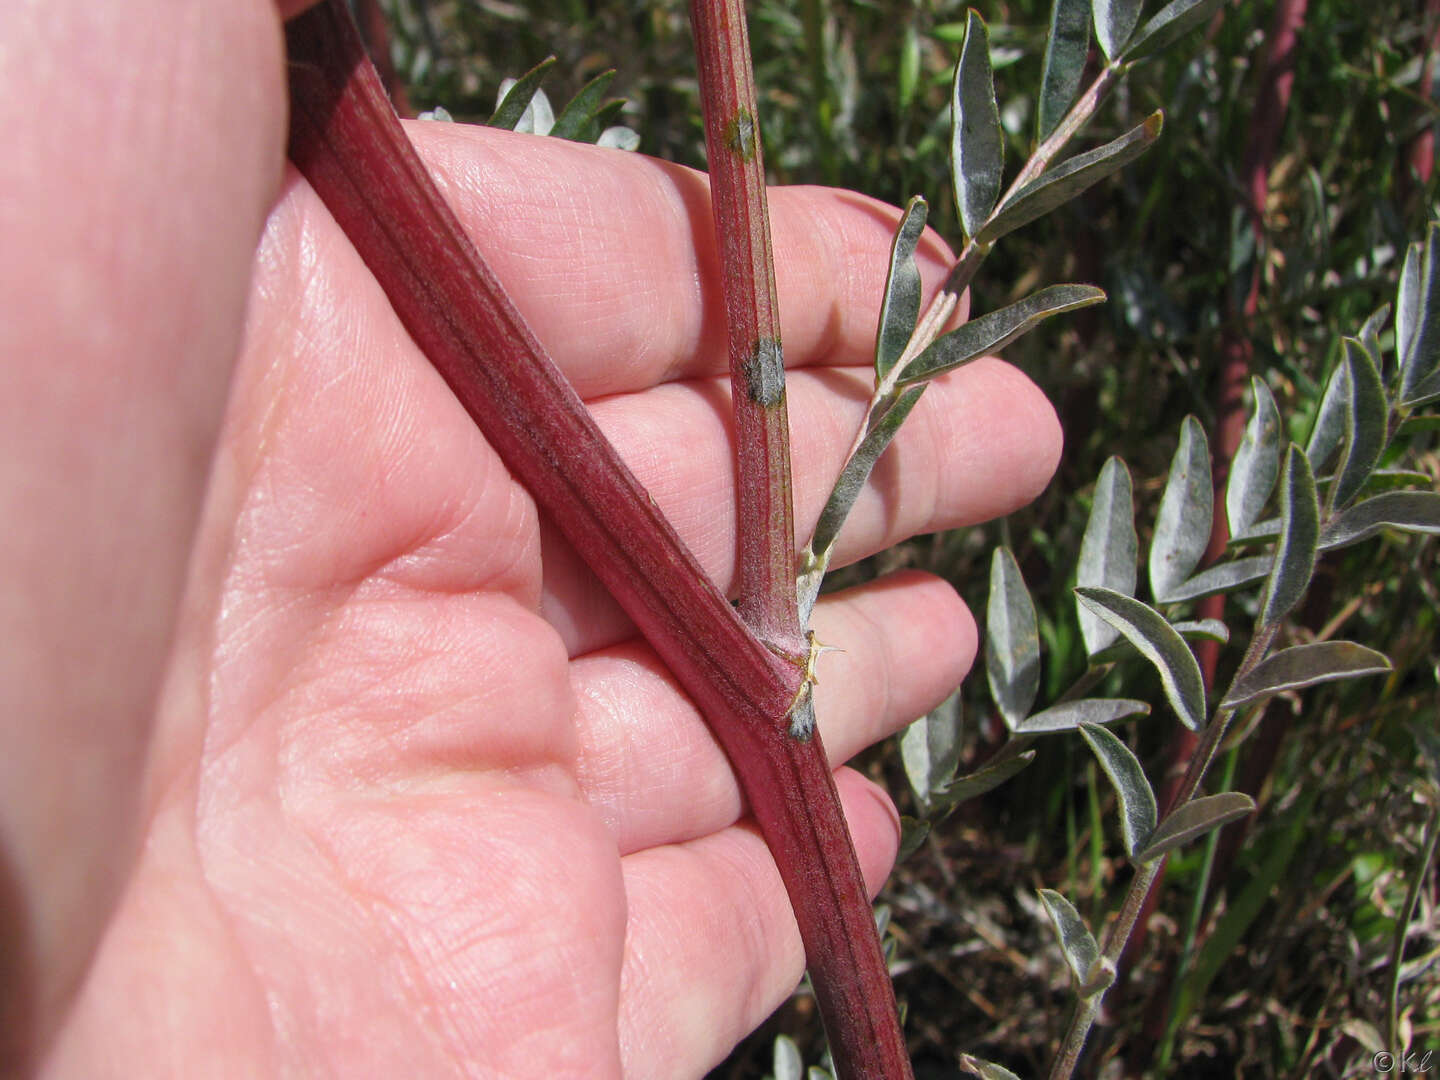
[285,4,910,1077]
[1047,621,1280,1079]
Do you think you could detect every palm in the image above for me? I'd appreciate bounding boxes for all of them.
[30,80,1060,1080]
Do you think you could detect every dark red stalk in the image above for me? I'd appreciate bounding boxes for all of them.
[688,0,805,658]
[1406,0,1440,193]
[353,0,410,117]
[284,4,908,1076]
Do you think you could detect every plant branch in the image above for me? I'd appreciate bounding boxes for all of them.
[284,4,908,1077]
[689,0,805,658]
[1047,617,1281,1080]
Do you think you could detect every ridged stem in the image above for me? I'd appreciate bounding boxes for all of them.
[687,1,912,1074]
[284,4,907,1077]
[688,0,805,659]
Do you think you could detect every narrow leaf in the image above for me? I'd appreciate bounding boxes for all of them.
[960,1056,1024,1080]
[932,751,1037,810]
[1226,376,1282,538]
[1360,302,1391,377]
[1149,416,1213,603]
[1075,587,1207,731]
[1399,415,1440,436]
[1162,556,1271,602]
[1402,367,1440,407]
[900,693,963,810]
[596,125,640,151]
[1260,445,1319,626]
[1357,467,1436,493]
[1320,491,1440,549]
[1094,0,1143,61]
[488,56,558,130]
[1306,359,1349,473]
[808,387,925,573]
[1397,238,1424,385]
[1332,338,1387,510]
[773,1034,804,1080]
[951,10,1004,239]
[1124,0,1226,62]
[1399,221,1440,404]
[979,113,1163,245]
[1172,618,1229,645]
[899,22,922,110]
[1016,697,1149,733]
[1039,888,1101,987]
[1134,792,1255,863]
[548,70,617,141]
[1077,457,1139,657]
[1080,722,1158,857]
[1038,0,1092,141]
[987,547,1042,728]
[875,197,930,381]
[897,816,930,862]
[1222,641,1392,708]
[897,285,1107,386]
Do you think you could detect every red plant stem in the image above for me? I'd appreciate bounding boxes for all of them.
[688,0,805,657]
[353,0,410,117]
[1407,0,1440,190]
[284,4,908,1077]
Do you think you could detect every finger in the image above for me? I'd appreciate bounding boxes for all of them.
[408,122,958,398]
[0,0,287,1044]
[545,357,1059,654]
[572,571,975,854]
[615,768,899,1080]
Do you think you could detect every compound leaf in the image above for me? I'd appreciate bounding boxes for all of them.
[1039,888,1101,988]
[979,113,1162,245]
[1320,491,1440,550]
[488,56,558,130]
[1134,792,1255,863]
[1222,641,1392,708]
[1226,376,1281,538]
[900,693,964,811]
[875,197,929,381]
[987,547,1041,728]
[1076,456,1138,658]
[1331,338,1388,510]
[1399,221,1440,405]
[1038,0,1092,140]
[1125,0,1226,62]
[897,285,1106,386]
[1260,445,1319,626]
[951,10,1004,239]
[1094,0,1143,61]
[1076,587,1206,731]
[1080,722,1157,857]
[1150,416,1213,603]
[1016,697,1149,733]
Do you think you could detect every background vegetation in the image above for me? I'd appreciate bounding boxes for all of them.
[364,1,1439,1074]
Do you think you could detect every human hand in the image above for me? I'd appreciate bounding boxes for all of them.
[3,4,1060,1076]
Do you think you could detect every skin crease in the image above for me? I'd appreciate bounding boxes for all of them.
[0,1,1060,1076]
